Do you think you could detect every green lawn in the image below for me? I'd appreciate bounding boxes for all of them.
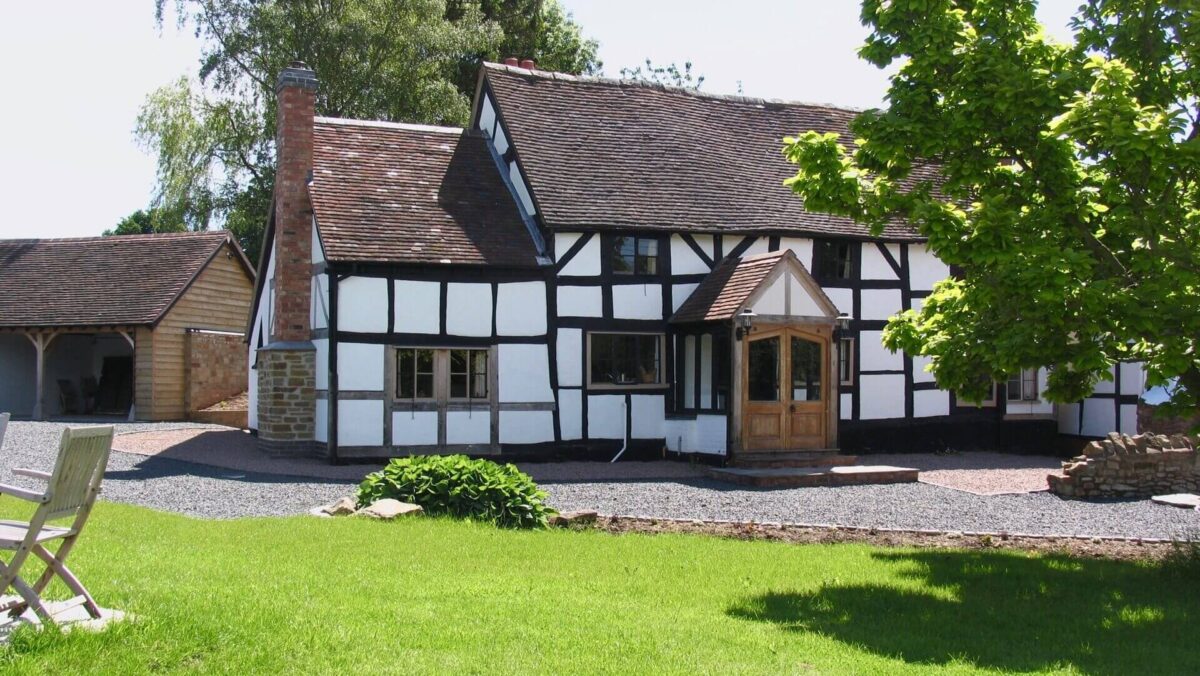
[0,502,1195,675]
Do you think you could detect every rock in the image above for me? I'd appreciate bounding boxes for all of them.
[550,510,599,527]
[320,496,358,516]
[1150,493,1200,509]
[359,498,423,519]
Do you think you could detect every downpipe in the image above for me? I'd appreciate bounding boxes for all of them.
[610,399,628,463]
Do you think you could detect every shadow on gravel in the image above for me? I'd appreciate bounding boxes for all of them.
[104,455,355,486]
[726,548,1199,675]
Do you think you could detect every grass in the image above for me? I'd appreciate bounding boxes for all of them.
[0,502,1196,675]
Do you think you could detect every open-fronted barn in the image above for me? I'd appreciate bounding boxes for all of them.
[249,61,1141,462]
[0,231,254,421]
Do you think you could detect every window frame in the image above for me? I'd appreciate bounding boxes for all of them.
[838,337,855,386]
[1006,368,1039,402]
[586,331,668,390]
[817,240,855,281]
[609,235,660,276]
[394,347,438,401]
[448,348,490,402]
[391,346,496,405]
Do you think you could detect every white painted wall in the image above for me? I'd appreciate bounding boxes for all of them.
[1080,398,1116,437]
[508,162,537,216]
[248,245,276,429]
[671,283,699,312]
[314,399,328,443]
[313,338,329,390]
[669,235,711,274]
[861,243,901,280]
[338,342,384,391]
[740,238,771,258]
[779,238,814,270]
[496,282,546,335]
[478,94,496,135]
[492,124,509,155]
[586,395,625,439]
[913,389,950,418]
[498,344,553,402]
[859,374,906,419]
[446,410,490,444]
[499,410,554,443]
[912,355,935,383]
[338,276,388,333]
[907,244,950,291]
[340,400,384,446]
[823,288,853,317]
[311,220,326,265]
[1119,362,1144,395]
[557,285,602,317]
[445,283,492,337]
[558,234,601,276]
[612,284,662,320]
[558,388,582,440]
[394,280,440,334]
[839,392,852,421]
[1058,402,1081,435]
[556,328,582,387]
[311,275,330,330]
[751,276,786,314]
[786,274,826,316]
[393,410,438,446]
[663,415,727,454]
[630,394,665,438]
[860,289,903,321]
[1120,404,1138,434]
[859,331,903,371]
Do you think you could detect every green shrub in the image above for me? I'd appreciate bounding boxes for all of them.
[357,455,555,529]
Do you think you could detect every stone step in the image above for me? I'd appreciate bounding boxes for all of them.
[731,450,858,469]
[706,465,920,489]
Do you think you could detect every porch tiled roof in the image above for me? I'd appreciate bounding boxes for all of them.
[0,231,233,329]
[309,118,539,267]
[484,63,940,241]
[671,250,788,324]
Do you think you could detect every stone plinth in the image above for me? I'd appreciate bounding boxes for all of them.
[1048,432,1198,498]
[256,341,317,457]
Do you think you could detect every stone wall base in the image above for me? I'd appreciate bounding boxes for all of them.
[1049,432,1198,499]
[257,437,320,458]
[256,341,316,455]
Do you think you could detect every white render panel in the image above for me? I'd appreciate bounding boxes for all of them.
[751,276,786,315]
[492,124,509,155]
[559,234,601,276]
[612,284,662,320]
[1119,362,1144,395]
[499,411,554,443]
[508,162,537,215]
[631,394,665,439]
[338,342,384,391]
[913,389,950,418]
[672,283,700,312]
[312,220,326,265]
[446,411,491,445]
[445,283,492,337]
[554,232,581,262]
[587,395,625,439]
[861,243,901,280]
[1058,402,1081,435]
[840,393,852,420]
[1092,366,1116,394]
[823,287,853,317]
[699,334,713,406]
[339,400,384,446]
[670,235,711,274]
[496,281,547,335]
[1120,404,1138,435]
[392,410,438,446]
[859,374,906,419]
[558,389,583,440]
[1081,398,1116,436]
[907,244,951,291]
[394,280,440,334]
[314,339,329,390]
[912,355,935,383]
[498,344,553,402]
[314,400,328,443]
[740,238,771,258]
[479,94,496,134]
[860,289,903,321]
[859,331,903,371]
[557,285,603,317]
[663,415,726,454]
[780,238,814,270]
[338,276,388,333]
[556,328,583,387]
[311,275,329,330]
[786,273,825,316]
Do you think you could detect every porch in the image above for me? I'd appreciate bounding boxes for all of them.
[0,328,138,421]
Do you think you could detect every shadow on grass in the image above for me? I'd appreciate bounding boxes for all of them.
[727,549,1199,674]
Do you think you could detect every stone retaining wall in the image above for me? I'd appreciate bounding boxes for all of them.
[1048,432,1198,498]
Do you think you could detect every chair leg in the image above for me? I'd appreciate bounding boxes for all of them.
[8,575,54,626]
[32,545,101,619]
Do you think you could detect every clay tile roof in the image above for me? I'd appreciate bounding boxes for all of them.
[310,118,539,267]
[0,231,235,329]
[484,63,939,241]
[671,250,790,324]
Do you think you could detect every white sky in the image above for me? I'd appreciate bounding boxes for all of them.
[0,0,1080,240]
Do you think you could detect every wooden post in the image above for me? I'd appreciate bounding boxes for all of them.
[24,331,58,421]
[117,330,136,421]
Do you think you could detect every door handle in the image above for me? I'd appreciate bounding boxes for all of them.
[789,403,796,413]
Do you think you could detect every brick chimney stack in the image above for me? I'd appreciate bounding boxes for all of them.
[272,61,318,342]
[257,61,319,458]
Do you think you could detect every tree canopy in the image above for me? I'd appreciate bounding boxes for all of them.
[783,0,1199,416]
[128,0,600,263]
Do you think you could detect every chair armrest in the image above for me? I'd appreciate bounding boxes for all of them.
[0,483,48,503]
[11,468,51,481]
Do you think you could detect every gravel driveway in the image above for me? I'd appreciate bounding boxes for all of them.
[2,422,1197,539]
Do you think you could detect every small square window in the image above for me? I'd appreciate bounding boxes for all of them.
[450,348,489,400]
[396,348,435,399]
[611,236,658,275]
[1007,369,1038,402]
[819,241,854,280]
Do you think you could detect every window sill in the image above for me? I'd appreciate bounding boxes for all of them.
[587,384,670,391]
[1003,413,1055,421]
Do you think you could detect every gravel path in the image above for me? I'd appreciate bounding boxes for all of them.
[3,422,1197,538]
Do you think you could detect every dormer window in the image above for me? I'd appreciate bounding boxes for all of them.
[611,236,658,275]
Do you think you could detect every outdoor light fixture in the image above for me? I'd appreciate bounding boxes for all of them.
[735,308,756,341]
[836,312,852,333]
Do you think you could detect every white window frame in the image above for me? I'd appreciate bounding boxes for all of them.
[1007,368,1039,402]
[838,337,855,385]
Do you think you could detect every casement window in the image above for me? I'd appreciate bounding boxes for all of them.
[588,333,665,388]
[675,330,730,412]
[817,241,855,281]
[394,347,492,402]
[958,379,997,407]
[838,337,855,385]
[1007,368,1038,402]
[610,235,659,275]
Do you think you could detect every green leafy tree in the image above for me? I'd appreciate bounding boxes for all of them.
[103,208,187,236]
[619,59,705,90]
[136,0,598,264]
[783,0,1199,417]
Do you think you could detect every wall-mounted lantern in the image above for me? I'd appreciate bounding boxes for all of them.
[735,308,756,341]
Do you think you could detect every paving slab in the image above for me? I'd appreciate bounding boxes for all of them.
[1151,493,1200,509]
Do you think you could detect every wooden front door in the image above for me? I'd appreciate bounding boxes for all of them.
[742,326,830,450]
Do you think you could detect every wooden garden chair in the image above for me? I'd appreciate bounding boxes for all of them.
[0,425,114,626]
[0,413,8,452]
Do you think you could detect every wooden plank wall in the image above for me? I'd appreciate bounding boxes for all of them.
[143,244,253,420]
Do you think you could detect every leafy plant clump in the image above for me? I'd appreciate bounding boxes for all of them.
[357,455,555,529]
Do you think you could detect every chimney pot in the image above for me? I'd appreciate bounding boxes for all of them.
[519,59,535,70]
[503,57,519,66]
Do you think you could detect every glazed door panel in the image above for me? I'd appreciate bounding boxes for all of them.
[743,332,785,450]
[740,326,831,451]
[786,333,826,448]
